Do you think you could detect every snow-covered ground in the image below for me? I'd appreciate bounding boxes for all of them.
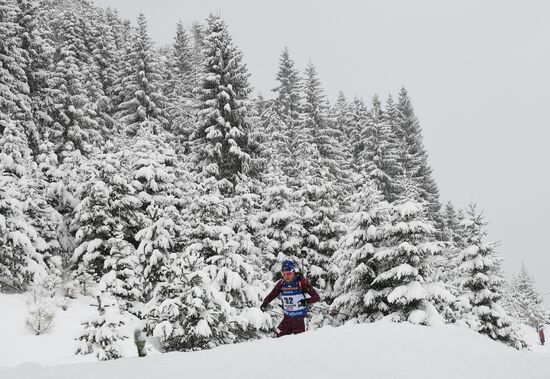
[1,293,549,379]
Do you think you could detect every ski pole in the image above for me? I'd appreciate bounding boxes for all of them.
[267,309,285,317]
[311,304,352,318]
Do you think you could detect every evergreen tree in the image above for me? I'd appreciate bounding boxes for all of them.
[14,0,49,156]
[257,184,304,276]
[23,184,64,284]
[71,151,142,285]
[0,0,28,111]
[331,180,388,319]
[349,97,369,171]
[46,9,100,158]
[115,13,167,136]
[148,252,209,351]
[165,21,195,150]
[99,229,141,310]
[395,87,440,212]
[286,62,324,185]
[109,17,133,114]
[190,21,204,84]
[76,294,127,361]
[0,120,46,292]
[510,264,549,327]
[163,175,267,348]
[0,0,35,148]
[128,134,184,300]
[135,204,182,301]
[294,182,345,292]
[192,14,254,184]
[381,94,403,200]
[90,11,119,99]
[248,94,276,183]
[330,91,354,151]
[306,66,350,191]
[272,47,301,129]
[457,204,525,348]
[364,197,450,325]
[356,94,399,202]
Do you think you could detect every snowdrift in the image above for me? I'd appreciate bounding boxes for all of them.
[1,293,549,379]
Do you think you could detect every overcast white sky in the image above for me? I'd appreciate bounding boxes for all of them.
[92,0,550,303]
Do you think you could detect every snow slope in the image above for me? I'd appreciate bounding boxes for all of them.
[1,293,549,379]
[0,293,146,367]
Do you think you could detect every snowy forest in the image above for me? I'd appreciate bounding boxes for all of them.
[1,0,548,360]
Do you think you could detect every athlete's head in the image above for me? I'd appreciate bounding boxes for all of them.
[281,260,295,282]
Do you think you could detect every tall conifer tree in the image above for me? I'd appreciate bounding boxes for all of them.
[115,13,167,136]
[192,14,254,184]
[457,204,525,348]
[395,87,440,212]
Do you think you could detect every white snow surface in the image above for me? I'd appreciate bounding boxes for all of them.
[1,294,550,379]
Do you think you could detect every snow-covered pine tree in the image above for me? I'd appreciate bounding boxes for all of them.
[395,87,440,213]
[165,21,195,151]
[89,9,119,99]
[115,13,167,136]
[330,179,389,320]
[252,94,289,187]
[45,9,100,159]
[380,94,403,201]
[108,15,133,115]
[192,14,255,185]
[23,184,64,286]
[190,21,205,85]
[272,47,302,132]
[293,182,346,293]
[71,151,143,299]
[364,194,451,325]
[80,10,118,137]
[0,0,32,130]
[457,204,525,348]
[356,94,400,202]
[48,144,92,278]
[148,252,221,351]
[228,176,272,336]
[426,201,466,322]
[244,94,269,181]
[150,173,263,350]
[510,264,549,327]
[256,184,304,277]
[329,91,354,155]
[0,119,47,293]
[75,9,113,143]
[500,279,521,323]
[128,134,184,301]
[136,204,182,302]
[436,201,464,281]
[13,0,50,156]
[307,64,350,192]
[15,0,50,111]
[99,228,141,309]
[76,293,128,361]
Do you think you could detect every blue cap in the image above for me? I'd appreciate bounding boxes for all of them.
[281,260,295,272]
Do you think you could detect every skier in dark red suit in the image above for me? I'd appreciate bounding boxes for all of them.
[260,260,320,337]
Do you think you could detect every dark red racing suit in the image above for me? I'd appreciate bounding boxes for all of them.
[262,275,320,337]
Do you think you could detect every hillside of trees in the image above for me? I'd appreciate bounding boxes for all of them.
[1,0,547,359]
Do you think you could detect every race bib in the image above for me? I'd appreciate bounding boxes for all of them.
[281,292,307,317]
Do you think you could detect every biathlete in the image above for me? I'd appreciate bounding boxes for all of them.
[260,260,320,337]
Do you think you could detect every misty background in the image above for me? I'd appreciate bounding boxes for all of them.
[92,0,550,304]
